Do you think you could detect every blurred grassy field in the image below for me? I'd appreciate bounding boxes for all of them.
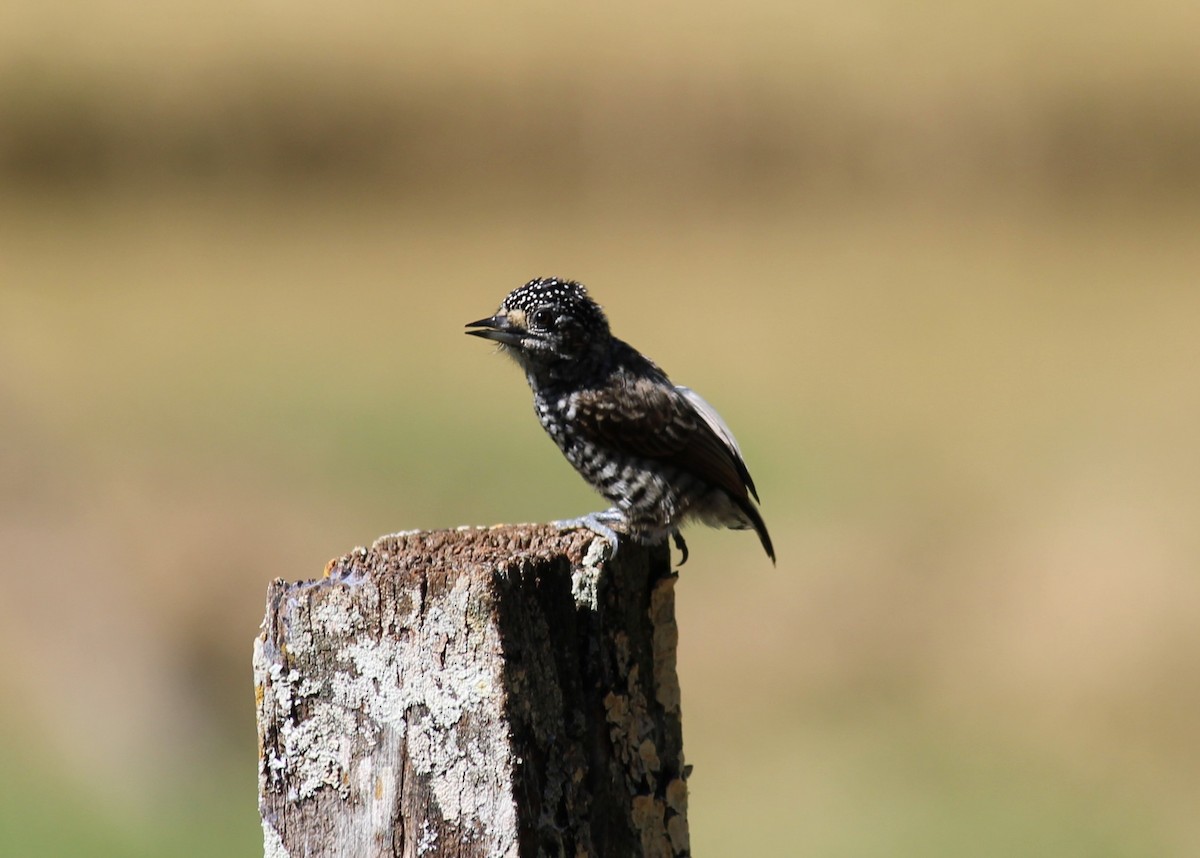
[2,1,1199,855]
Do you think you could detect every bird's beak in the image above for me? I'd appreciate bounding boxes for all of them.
[465,312,525,347]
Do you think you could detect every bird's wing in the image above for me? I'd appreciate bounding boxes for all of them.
[571,376,758,505]
[674,385,760,502]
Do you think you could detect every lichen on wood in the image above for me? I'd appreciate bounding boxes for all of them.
[254,524,689,857]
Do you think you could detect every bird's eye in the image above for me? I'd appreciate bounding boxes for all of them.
[531,307,556,329]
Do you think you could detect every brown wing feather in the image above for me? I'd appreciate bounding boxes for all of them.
[572,376,754,505]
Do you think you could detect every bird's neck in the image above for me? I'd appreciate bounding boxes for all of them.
[525,362,592,396]
[524,340,614,394]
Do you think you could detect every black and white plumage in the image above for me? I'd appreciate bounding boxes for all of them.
[466,277,774,564]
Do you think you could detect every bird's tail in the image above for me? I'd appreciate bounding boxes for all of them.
[735,497,776,565]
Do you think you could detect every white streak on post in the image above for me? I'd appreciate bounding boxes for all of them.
[255,570,519,855]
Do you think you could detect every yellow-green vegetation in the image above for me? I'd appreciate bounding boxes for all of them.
[1,0,1198,854]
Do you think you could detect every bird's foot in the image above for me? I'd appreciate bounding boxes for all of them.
[670,530,689,566]
[553,508,626,559]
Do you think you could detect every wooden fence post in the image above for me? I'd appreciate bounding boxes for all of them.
[254,524,690,858]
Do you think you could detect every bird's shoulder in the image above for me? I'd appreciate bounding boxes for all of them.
[566,344,757,502]
[567,340,694,446]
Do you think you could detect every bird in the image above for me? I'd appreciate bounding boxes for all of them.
[465,277,774,565]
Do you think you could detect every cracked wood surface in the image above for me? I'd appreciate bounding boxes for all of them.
[254,524,689,858]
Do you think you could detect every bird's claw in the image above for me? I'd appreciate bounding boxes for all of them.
[553,508,625,559]
[670,530,689,566]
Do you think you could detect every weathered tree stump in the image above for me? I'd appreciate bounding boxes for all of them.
[254,524,689,858]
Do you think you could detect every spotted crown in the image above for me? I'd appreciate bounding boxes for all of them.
[504,278,610,339]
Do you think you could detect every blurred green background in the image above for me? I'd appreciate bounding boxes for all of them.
[2,0,1198,855]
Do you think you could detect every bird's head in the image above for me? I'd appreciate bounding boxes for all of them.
[466,278,611,381]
